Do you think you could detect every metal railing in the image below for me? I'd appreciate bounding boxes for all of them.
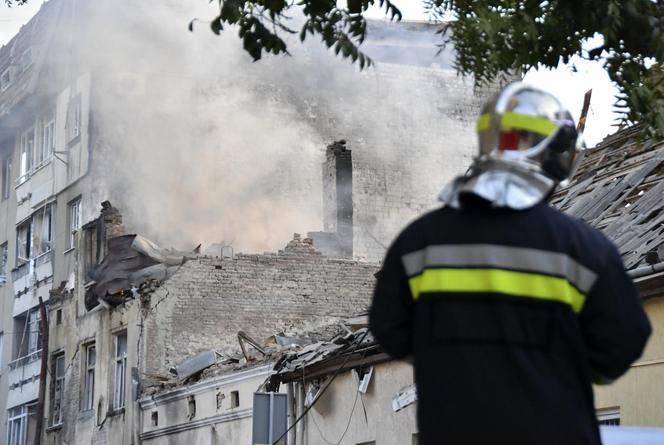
[8,349,42,371]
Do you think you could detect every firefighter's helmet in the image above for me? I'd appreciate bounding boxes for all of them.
[476,82,582,182]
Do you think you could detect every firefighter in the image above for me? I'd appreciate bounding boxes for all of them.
[370,82,651,445]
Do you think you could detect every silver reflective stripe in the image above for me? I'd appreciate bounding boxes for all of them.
[402,244,597,293]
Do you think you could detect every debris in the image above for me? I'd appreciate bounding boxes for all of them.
[392,384,417,412]
[171,351,217,380]
[354,365,373,394]
[238,331,267,361]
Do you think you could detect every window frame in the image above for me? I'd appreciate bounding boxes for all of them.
[68,198,82,249]
[27,309,42,356]
[6,405,28,445]
[0,242,7,285]
[35,115,55,169]
[18,127,34,184]
[82,343,95,411]
[15,221,30,263]
[50,352,65,426]
[0,68,11,91]
[21,48,32,72]
[113,332,128,410]
[597,407,620,426]
[2,155,11,201]
[67,95,82,143]
[31,204,53,258]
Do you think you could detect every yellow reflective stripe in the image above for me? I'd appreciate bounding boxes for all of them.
[501,112,557,136]
[476,113,491,132]
[408,268,586,313]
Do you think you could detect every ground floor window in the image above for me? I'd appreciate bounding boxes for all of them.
[6,403,35,445]
[597,407,620,426]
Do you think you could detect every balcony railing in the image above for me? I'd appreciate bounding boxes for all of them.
[11,262,29,282]
[8,349,42,371]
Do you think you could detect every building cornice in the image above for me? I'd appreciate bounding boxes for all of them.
[139,364,272,409]
[139,407,253,440]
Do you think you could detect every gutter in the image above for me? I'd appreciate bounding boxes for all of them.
[628,261,664,279]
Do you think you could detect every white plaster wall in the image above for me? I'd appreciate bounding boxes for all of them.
[303,361,418,445]
[140,367,270,445]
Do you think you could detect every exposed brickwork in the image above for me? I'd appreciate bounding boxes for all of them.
[142,246,378,374]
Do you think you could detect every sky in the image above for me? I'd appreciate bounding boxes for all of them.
[0,0,618,147]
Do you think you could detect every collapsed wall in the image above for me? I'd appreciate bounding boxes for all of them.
[141,234,378,376]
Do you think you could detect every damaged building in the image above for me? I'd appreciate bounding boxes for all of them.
[0,0,497,443]
[46,203,378,444]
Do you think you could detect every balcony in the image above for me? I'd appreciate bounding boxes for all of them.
[12,251,53,317]
[15,157,55,224]
[7,350,41,408]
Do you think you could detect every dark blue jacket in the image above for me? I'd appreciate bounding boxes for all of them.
[370,202,651,445]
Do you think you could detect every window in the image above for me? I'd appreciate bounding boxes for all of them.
[2,155,11,200]
[0,242,7,285]
[230,390,239,408]
[11,310,42,363]
[68,198,81,249]
[21,48,32,71]
[1,68,11,91]
[7,405,28,445]
[113,332,127,409]
[35,115,55,167]
[32,205,53,257]
[67,95,82,142]
[27,309,41,355]
[82,343,95,411]
[16,205,54,262]
[16,221,30,262]
[597,407,620,426]
[18,127,34,183]
[51,353,65,426]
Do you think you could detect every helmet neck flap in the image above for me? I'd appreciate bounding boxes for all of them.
[439,158,556,210]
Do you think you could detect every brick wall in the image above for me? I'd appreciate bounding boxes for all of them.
[142,236,378,374]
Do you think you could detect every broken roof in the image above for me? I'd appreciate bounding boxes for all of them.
[552,125,664,272]
[141,315,374,396]
[85,233,188,310]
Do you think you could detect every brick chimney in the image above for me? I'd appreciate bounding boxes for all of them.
[100,200,125,239]
[310,140,353,258]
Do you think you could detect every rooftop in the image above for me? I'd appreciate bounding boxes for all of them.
[552,125,664,271]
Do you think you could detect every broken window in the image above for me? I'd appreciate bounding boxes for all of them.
[0,242,7,285]
[16,221,30,262]
[113,332,127,410]
[16,205,54,262]
[32,204,53,257]
[18,127,34,184]
[35,114,55,167]
[83,219,104,279]
[51,352,65,426]
[11,309,42,363]
[2,155,11,200]
[27,309,41,356]
[82,343,95,411]
[68,198,81,249]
